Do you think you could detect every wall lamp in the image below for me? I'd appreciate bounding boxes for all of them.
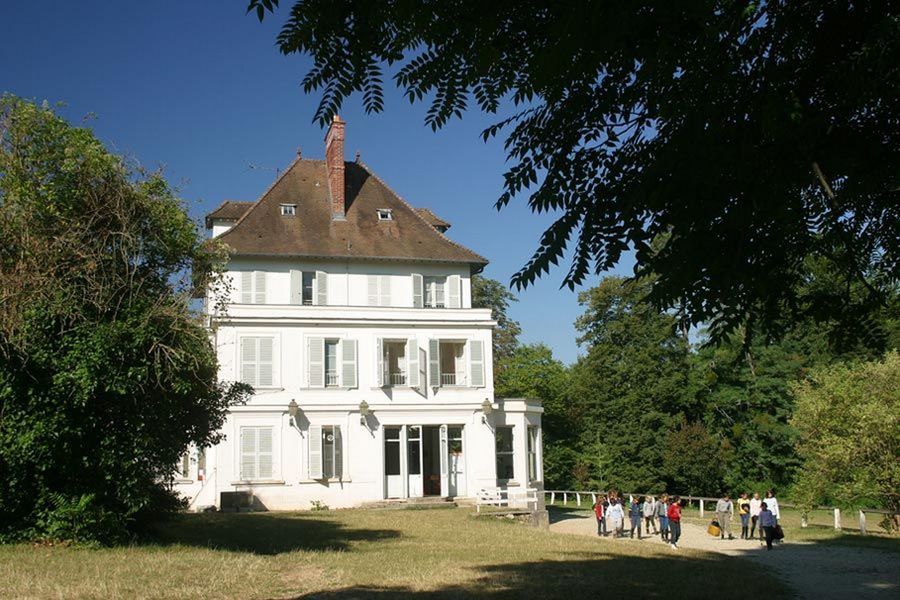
[481,399,493,424]
[359,400,371,426]
[288,399,299,427]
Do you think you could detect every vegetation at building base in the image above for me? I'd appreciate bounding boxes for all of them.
[0,96,250,544]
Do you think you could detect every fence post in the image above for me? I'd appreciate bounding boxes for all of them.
[834,508,842,531]
[551,492,556,506]
[563,492,568,506]
[591,493,597,505]
[576,493,581,507]
[801,512,808,528]
[859,510,867,536]
[699,499,705,518]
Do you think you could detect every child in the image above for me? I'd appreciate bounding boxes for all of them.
[738,492,751,539]
[629,496,643,539]
[643,495,658,534]
[657,494,670,541]
[667,495,682,549]
[608,497,625,538]
[759,501,777,550]
[593,496,606,537]
[749,492,762,540]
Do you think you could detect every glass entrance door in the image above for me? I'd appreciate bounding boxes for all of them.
[384,427,403,498]
[407,426,423,498]
[448,426,466,496]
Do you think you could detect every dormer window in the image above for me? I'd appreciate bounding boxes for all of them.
[280,204,297,217]
[377,208,393,221]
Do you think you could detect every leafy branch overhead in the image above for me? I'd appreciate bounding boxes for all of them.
[248,0,900,342]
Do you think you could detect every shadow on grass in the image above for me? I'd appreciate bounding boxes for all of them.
[150,512,400,555]
[284,552,789,599]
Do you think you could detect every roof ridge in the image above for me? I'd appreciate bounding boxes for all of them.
[219,156,305,242]
[355,161,488,265]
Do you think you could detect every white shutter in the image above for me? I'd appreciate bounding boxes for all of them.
[308,425,323,479]
[368,275,379,306]
[447,275,460,308]
[375,337,384,388]
[254,271,266,304]
[240,337,257,386]
[412,274,423,307]
[240,272,252,304]
[418,347,427,394]
[341,339,357,388]
[289,269,302,305]
[469,340,485,387]
[257,427,273,479]
[308,337,325,388]
[258,337,274,387]
[333,426,343,479]
[428,339,440,387]
[240,427,257,480]
[407,338,419,387]
[315,271,327,306]
[379,275,391,306]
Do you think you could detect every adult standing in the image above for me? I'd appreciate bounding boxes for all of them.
[643,495,658,534]
[759,501,778,550]
[667,496,683,549]
[657,494,670,541]
[629,496,643,539]
[765,490,780,522]
[608,497,625,538]
[749,492,763,540]
[715,494,734,540]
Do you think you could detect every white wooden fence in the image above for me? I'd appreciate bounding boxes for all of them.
[476,487,540,513]
[543,490,898,535]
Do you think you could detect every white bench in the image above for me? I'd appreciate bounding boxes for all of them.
[475,487,539,513]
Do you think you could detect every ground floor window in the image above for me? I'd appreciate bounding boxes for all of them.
[527,426,539,482]
[385,427,401,476]
[407,426,421,475]
[240,426,273,480]
[495,426,514,482]
[322,425,342,479]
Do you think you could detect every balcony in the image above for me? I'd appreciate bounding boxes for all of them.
[388,372,407,386]
[441,373,458,386]
[325,372,339,387]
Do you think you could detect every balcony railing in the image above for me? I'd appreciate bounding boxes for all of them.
[441,373,459,386]
[325,372,339,387]
[388,372,407,386]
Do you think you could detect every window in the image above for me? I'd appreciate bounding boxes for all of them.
[240,271,266,304]
[496,426,514,482]
[180,453,190,479]
[424,276,446,308]
[240,426,273,480]
[280,203,297,216]
[302,272,314,305]
[407,426,421,476]
[439,341,466,386]
[322,426,342,479]
[367,275,391,306]
[240,337,274,387]
[385,427,401,476]
[376,208,393,221]
[449,426,463,455]
[383,341,407,386]
[527,426,539,482]
[324,340,339,387]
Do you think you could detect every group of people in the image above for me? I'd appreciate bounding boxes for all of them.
[592,489,783,551]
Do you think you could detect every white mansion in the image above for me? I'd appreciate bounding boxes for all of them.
[175,117,544,510]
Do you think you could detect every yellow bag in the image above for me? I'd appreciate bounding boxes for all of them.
[707,522,721,537]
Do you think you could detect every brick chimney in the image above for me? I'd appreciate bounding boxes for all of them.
[325,115,346,219]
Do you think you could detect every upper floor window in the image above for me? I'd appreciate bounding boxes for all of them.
[280,204,297,217]
[302,272,314,305]
[324,339,340,387]
[424,276,446,308]
[367,275,391,306]
[412,274,461,308]
[308,337,357,389]
[427,339,484,388]
[240,336,274,388]
[240,271,266,304]
[383,341,407,386]
[377,208,393,221]
[290,270,327,306]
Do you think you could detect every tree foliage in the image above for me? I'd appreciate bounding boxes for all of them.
[790,352,900,515]
[471,274,522,373]
[249,0,900,343]
[0,96,249,543]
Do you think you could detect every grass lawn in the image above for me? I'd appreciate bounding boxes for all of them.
[0,507,790,599]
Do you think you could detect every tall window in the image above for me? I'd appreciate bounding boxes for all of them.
[324,340,339,387]
[385,427,401,477]
[302,272,314,305]
[384,341,407,386]
[424,276,446,308]
[496,426,514,482]
[439,341,465,386]
[240,337,274,387]
[240,271,266,304]
[407,426,421,476]
[322,426,342,479]
[240,426,273,480]
[527,426,539,482]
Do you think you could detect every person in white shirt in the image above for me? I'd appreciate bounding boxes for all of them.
[765,490,781,521]
[643,495,658,534]
[749,492,763,540]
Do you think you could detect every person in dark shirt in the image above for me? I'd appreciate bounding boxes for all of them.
[759,502,778,550]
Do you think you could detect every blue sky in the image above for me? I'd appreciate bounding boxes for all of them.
[1,2,635,364]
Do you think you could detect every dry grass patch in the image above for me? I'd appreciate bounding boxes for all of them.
[0,508,790,599]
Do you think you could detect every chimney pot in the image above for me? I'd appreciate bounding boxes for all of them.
[325,116,346,218]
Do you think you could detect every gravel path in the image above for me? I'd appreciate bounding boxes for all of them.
[549,511,899,599]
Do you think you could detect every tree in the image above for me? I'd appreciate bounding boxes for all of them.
[0,96,249,543]
[567,276,694,492]
[248,0,900,343]
[791,352,900,517]
[471,274,522,372]
[662,420,732,497]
